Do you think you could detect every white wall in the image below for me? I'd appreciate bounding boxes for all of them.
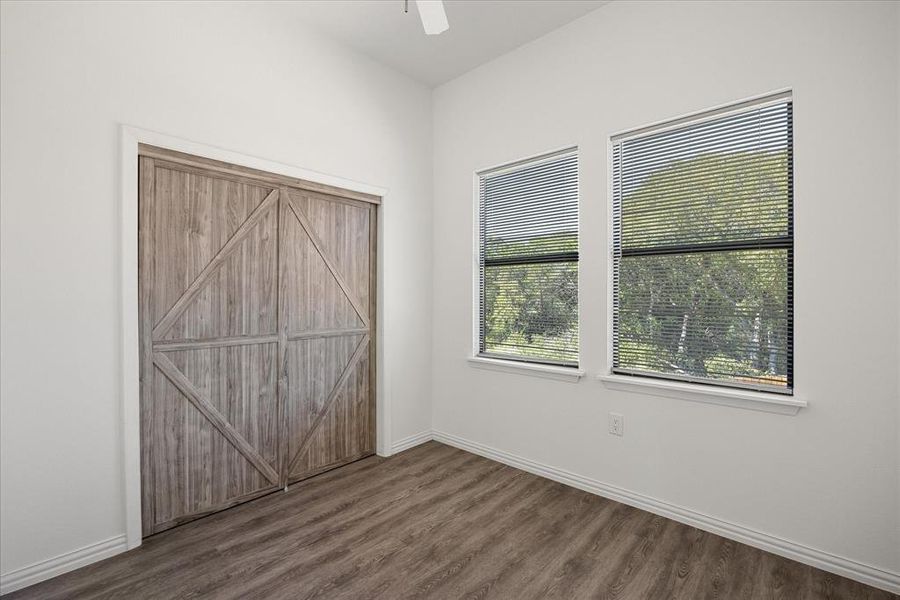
[433,0,899,578]
[0,0,433,577]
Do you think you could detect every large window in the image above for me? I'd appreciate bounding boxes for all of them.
[478,148,579,367]
[612,94,793,393]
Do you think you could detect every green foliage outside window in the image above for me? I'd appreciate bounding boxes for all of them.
[616,150,790,388]
[481,149,790,388]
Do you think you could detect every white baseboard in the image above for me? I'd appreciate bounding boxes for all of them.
[390,430,434,455]
[431,429,900,595]
[0,534,128,595]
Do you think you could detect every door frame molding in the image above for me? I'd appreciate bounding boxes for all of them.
[119,125,391,550]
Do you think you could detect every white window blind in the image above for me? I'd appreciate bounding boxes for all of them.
[479,149,579,366]
[612,95,793,393]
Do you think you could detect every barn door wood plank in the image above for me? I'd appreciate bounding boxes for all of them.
[276,190,290,486]
[139,144,382,205]
[287,327,369,341]
[153,334,279,352]
[138,157,157,535]
[367,204,378,453]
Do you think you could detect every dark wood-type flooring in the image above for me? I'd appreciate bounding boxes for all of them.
[8,442,896,599]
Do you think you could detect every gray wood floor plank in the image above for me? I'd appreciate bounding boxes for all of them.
[7,442,895,600]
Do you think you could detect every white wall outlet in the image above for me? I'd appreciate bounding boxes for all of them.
[609,413,624,436]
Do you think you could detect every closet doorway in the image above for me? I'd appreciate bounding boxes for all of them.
[138,146,378,536]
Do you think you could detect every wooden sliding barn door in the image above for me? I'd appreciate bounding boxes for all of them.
[139,148,377,536]
[279,188,376,483]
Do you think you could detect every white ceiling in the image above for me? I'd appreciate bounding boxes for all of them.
[292,1,608,87]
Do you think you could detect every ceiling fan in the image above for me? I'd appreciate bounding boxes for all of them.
[405,0,449,35]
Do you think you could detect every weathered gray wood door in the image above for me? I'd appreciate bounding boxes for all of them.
[139,147,377,536]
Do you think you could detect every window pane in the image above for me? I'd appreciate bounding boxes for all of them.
[483,154,579,260]
[621,149,790,250]
[484,230,578,261]
[615,249,789,388]
[612,97,793,393]
[479,149,579,367]
[619,103,791,250]
[483,261,578,365]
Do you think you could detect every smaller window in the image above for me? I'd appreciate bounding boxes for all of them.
[477,149,579,367]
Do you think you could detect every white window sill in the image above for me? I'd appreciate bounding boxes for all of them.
[597,374,806,415]
[468,356,584,382]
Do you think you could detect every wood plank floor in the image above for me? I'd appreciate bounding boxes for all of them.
[8,442,895,599]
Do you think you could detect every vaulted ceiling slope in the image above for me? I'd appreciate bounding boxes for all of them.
[291,1,608,87]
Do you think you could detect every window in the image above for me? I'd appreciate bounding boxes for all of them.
[611,94,793,394]
[478,148,579,367]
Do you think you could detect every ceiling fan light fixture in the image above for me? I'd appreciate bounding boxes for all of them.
[415,0,449,35]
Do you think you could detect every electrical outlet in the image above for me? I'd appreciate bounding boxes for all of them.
[608,413,624,436]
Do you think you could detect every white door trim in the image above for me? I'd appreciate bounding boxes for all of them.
[119,125,391,550]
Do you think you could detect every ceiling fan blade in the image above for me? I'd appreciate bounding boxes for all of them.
[415,0,449,35]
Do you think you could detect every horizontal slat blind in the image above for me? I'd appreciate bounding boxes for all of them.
[612,98,793,393]
[480,149,579,366]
